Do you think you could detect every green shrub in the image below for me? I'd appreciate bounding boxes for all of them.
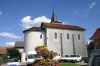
[0,55,8,64]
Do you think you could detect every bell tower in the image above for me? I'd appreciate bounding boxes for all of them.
[51,9,58,23]
[51,10,58,23]
[50,9,62,24]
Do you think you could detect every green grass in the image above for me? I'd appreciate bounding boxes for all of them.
[60,62,80,66]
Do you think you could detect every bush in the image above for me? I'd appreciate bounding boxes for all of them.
[35,45,58,59]
[0,55,8,65]
[33,45,59,66]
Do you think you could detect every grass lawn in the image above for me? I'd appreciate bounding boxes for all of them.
[60,62,80,66]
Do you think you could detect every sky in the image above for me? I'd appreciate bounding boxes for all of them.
[0,0,100,46]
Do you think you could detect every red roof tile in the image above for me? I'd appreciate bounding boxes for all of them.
[0,46,8,54]
[91,28,100,39]
[41,22,85,31]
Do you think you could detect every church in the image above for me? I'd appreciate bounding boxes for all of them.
[23,11,87,58]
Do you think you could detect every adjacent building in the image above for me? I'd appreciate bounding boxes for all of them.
[14,41,24,53]
[90,28,100,49]
[87,28,100,56]
[0,46,8,56]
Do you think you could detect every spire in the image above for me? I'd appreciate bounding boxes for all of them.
[51,8,58,23]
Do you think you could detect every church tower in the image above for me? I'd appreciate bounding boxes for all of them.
[51,10,58,23]
[50,10,62,24]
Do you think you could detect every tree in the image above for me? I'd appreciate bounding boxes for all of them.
[7,47,21,60]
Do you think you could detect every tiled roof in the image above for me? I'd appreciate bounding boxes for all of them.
[15,41,24,48]
[91,28,100,39]
[41,22,85,31]
[0,46,8,54]
[23,27,44,33]
[23,22,85,33]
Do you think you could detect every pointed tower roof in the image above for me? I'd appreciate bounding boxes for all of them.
[51,9,58,23]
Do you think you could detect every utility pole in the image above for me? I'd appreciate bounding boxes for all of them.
[60,33,63,57]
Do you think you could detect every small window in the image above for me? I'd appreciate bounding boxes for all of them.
[67,33,69,39]
[78,34,80,40]
[54,32,57,39]
[40,35,42,39]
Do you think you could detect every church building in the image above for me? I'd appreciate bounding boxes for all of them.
[23,12,87,57]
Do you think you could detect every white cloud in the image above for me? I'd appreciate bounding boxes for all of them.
[89,1,96,9]
[21,16,51,29]
[6,42,15,47]
[21,16,33,29]
[0,32,20,39]
[0,11,3,15]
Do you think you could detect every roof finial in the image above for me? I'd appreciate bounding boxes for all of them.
[51,7,58,23]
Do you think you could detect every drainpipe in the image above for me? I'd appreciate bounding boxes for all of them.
[72,34,76,54]
[60,33,63,57]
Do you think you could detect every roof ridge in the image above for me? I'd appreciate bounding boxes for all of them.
[42,22,85,31]
[23,26,44,33]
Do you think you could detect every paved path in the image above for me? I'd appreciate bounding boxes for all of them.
[75,60,87,66]
[20,62,27,66]
[1,62,27,66]
[0,64,7,66]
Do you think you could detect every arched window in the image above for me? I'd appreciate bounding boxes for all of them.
[40,35,42,39]
[67,33,69,39]
[78,34,80,40]
[54,32,57,39]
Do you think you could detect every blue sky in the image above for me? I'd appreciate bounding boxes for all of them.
[0,0,100,46]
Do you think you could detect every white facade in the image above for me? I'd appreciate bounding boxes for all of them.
[24,23,88,57]
[45,27,87,57]
[24,31,45,56]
